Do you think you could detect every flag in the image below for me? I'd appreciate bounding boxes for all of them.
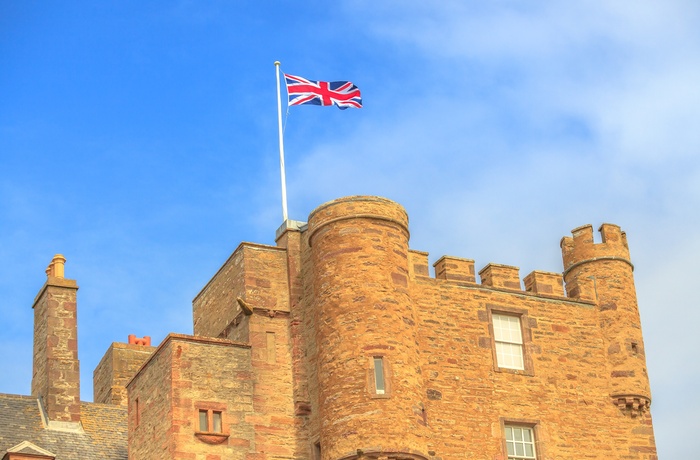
[284,73,362,109]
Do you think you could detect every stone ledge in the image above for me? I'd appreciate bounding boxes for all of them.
[194,431,230,445]
[612,394,651,417]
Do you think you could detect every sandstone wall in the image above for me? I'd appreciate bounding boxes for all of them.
[127,334,255,460]
[413,277,655,459]
[179,196,656,460]
[94,342,155,406]
[127,335,173,460]
[193,243,289,339]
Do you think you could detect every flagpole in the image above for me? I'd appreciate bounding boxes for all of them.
[274,61,289,222]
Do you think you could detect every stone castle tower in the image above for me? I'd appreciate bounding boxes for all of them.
[561,224,652,414]
[2,195,657,460]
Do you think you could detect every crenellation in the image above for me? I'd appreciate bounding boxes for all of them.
[562,224,632,274]
[523,271,564,296]
[433,256,475,283]
[6,196,656,460]
[478,263,521,290]
[599,223,627,247]
[409,249,430,278]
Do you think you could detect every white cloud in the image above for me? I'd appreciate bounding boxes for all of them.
[3,1,698,455]
[309,3,700,456]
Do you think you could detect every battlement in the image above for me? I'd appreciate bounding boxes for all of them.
[561,223,632,274]
[300,204,639,304]
[479,263,521,290]
[434,256,475,282]
[7,196,654,460]
[523,270,565,296]
[429,223,632,300]
[431,258,567,298]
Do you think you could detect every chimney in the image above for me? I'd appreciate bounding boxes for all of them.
[31,254,81,423]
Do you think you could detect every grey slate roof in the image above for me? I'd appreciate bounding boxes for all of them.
[0,393,127,460]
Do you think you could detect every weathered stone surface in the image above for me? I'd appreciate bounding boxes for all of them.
[12,197,658,460]
[127,334,254,460]
[31,262,81,423]
[93,342,155,406]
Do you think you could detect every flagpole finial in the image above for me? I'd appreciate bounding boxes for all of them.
[274,61,281,67]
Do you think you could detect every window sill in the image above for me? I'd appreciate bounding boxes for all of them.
[194,432,229,445]
[496,366,534,377]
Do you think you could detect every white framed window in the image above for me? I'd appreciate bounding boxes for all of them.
[368,356,390,398]
[373,357,386,394]
[492,313,524,370]
[505,425,536,459]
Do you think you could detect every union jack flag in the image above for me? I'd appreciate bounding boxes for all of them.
[284,73,362,109]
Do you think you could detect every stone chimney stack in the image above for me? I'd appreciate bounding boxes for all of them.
[31,254,81,423]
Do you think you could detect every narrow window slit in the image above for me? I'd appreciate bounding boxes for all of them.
[374,357,385,394]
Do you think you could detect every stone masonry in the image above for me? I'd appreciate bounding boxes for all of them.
[93,340,156,407]
[31,255,81,424]
[126,196,654,459]
[9,195,657,459]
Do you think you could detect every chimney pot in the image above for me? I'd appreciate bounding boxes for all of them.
[48,254,67,279]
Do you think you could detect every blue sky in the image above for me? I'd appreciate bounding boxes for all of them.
[2,1,699,457]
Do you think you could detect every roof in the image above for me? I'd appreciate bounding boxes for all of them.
[0,394,127,460]
[5,440,55,458]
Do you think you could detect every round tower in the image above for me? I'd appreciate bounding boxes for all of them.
[307,196,428,460]
[561,223,651,415]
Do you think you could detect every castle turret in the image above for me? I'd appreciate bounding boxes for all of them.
[307,196,428,460]
[561,224,651,415]
[31,254,81,424]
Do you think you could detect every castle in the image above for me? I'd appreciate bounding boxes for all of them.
[0,196,657,459]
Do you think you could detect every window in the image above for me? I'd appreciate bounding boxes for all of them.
[266,331,276,363]
[198,409,223,433]
[492,313,524,370]
[373,357,386,394]
[368,355,391,397]
[194,404,229,444]
[505,425,536,459]
[313,441,321,460]
[134,397,140,427]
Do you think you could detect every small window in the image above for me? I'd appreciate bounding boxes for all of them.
[373,357,385,394]
[212,411,222,432]
[313,441,321,460]
[492,313,524,370]
[266,332,276,363]
[134,398,140,427]
[198,410,209,432]
[505,425,537,459]
[197,409,223,433]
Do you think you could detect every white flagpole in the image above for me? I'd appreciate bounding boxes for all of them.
[274,61,289,222]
